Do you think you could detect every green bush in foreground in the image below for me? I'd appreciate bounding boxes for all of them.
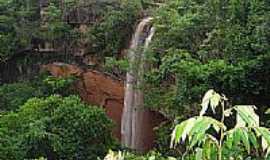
[104,150,174,160]
[0,95,115,160]
[171,90,270,160]
[0,74,77,113]
[0,83,42,112]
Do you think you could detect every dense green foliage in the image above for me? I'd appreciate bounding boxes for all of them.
[0,83,41,112]
[104,150,172,160]
[0,74,76,112]
[41,75,76,96]
[88,0,142,56]
[142,0,270,158]
[0,0,74,61]
[171,90,270,160]
[39,1,76,44]
[0,95,115,160]
[1,0,270,159]
[109,90,270,159]
[145,0,270,118]
[0,0,40,61]
[104,57,129,76]
[0,0,143,62]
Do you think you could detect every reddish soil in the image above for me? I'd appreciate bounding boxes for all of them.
[43,62,166,151]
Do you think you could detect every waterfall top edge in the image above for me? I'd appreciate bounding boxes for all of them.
[140,17,154,22]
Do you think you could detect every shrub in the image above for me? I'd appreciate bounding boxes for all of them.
[41,75,77,96]
[145,0,270,122]
[0,74,77,113]
[145,50,270,119]
[104,57,129,76]
[171,90,270,159]
[88,0,142,56]
[0,82,42,112]
[0,95,115,160]
[0,0,40,61]
[104,150,173,160]
[154,122,181,157]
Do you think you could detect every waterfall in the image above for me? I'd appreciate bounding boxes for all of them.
[121,17,155,151]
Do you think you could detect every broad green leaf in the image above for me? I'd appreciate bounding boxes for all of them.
[200,89,215,116]
[226,127,251,151]
[201,90,225,116]
[262,137,268,152]
[226,134,233,149]
[236,113,246,127]
[249,131,258,150]
[174,123,186,143]
[148,156,155,160]
[195,148,203,160]
[256,127,270,152]
[233,128,242,146]
[234,105,259,127]
[190,131,207,148]
[181,117,196,142]
[203,141,211,160]
[205,116,226,131]
[171,121,188,148]
[171,116,224,149]
[240,128,250,153]
[190,117,211,135]
[171,117,196,147]
[210,93,221,114]
[267,149,270,159]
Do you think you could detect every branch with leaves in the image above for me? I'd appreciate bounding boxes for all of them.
[171,89,270,160]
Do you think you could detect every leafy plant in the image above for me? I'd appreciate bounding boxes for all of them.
[0,82,42,112]
[0,0,40,61]
[39,2,74,42]
[104,150,175,160]
[0,95,115,160]
[0,74,77,113]
[171,89,270,160]
[145,0,270,126]
[104,57,129,76]
[88,0,142,56]
[42,75,76,96]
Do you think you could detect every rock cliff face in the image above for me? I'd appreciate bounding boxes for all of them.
[43,63,165,151]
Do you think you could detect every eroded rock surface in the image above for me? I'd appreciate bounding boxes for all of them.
[43,62,165,151]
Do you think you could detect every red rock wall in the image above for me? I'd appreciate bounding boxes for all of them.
[43,62,165,151]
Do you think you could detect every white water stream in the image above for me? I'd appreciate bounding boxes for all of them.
[121,17,155,151]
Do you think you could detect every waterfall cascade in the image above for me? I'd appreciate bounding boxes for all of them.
[121,17,155,151]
